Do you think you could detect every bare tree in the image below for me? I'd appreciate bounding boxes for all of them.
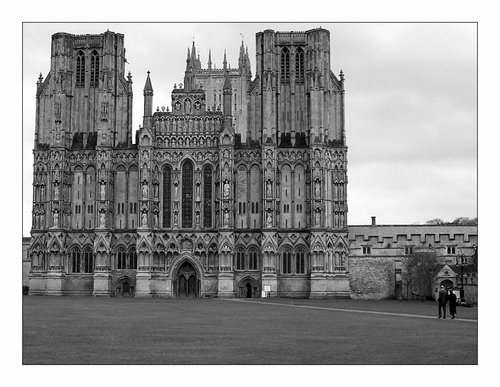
[401,250,438,301]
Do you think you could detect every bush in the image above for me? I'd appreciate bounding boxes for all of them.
[23,286,29,295]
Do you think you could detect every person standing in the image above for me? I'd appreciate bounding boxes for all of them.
[437,285,448,319]
[448,288,457,319]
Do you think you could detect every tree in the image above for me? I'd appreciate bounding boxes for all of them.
[425,218,445,225]
[401,250,438,301]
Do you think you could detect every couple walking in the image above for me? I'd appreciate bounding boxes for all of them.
[437,285,457,319]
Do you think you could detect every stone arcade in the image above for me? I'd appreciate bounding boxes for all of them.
[28,28,349,298]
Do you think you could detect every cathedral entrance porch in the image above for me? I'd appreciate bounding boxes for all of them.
[173,260,200,298]
[238,277,260,298]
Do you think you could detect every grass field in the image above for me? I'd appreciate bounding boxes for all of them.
[22,296,477,365]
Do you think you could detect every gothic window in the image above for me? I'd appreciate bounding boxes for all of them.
[296,248,306,274]
[281,48,290,83]
[362,246,371,255]
[203,165,213,228]
[83,248,93,273]
[248,249,258,271]
[447,246,456,255]
[71,247,81,273]
[117,248,126,270]
[405,246,414,255]
[90,50,99,88]
[76,51,85,87]
[236,248,245,270]
[181,160,194,228]
[295,48,305,83]
[129,248,137,270]
[163,166,172,228]
[282,249,292,274]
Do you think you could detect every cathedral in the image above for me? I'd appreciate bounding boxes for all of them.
[28,28,349,298]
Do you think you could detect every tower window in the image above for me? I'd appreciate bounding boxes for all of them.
[90,50,99,88]
[76,51,85,87]
[281,48,290,83]
[295,48,305,83]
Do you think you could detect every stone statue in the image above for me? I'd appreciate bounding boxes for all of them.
[315,181,320,198]
[154,212,159,227]
[267,212,272,226]
[196,212,200,225]
[174,212,178,224]
[142,183,148,198]
[174,182,179,199]
[100,183,106,200]
[315,211,320,226]
[223,211,229,226]
[53,211,59,227]
[154,184,159,200]
[266,181,272,197]
[54,185,59,200]
[141,212,147,226]
[223,180,230,199]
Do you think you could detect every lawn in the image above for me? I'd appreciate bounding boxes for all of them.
[22,296,477,365]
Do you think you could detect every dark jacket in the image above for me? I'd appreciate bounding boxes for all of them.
[448,292,457,315]
[438,289,448,304]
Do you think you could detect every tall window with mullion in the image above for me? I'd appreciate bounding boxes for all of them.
[181,160,194,228]
[203,165,212,228]
[282,248,292,274]
[236,248,245,270]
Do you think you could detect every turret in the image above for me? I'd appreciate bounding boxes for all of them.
[143,71,153,128]
[223,67,232,116]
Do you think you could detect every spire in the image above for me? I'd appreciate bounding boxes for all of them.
[223,49,227,70]
[208,49,212,70]
[191,41,196,61]
[223,66,232,116]
[143,71,153,95]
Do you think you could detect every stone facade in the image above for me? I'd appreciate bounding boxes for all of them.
[28,28,349,298]
[348,220,478,303]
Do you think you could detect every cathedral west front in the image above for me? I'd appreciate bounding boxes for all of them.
[28,27,349,298]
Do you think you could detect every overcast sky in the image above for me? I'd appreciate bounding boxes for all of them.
[22,22,477,235]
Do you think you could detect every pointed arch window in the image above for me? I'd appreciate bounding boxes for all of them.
[282,247,292,274]
[296,248,306,274]
[71,247,81,273]
[236,247,245,270]
[181,160,194,228]
[129,248,137,270]
[281,48,290,83]
[203,165,212,228]
[83,247,93,273]
[76,51,85,87]
[295,48,305,84]
[90,50,99,88]
[162,166,172,228]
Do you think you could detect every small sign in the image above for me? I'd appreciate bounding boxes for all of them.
[261,291,266,298]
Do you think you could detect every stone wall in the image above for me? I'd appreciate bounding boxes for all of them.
[349,257,395,299]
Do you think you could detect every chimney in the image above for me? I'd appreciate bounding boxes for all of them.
[371,216,376,226]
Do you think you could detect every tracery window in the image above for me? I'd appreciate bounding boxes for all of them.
[296,249,306,274]
[117,248,126,270]
[163,166,172,228]
[295,48,305,83]
[203,165,212,228]
[129,248,137,270]
[248,249,259,271]
[90,50,99,88]
[282,248,292,274]
[71,247,81,273]
[181,160,194,228]
[281,48,290,83]
[236,248,245,270]
[83,248,93,273]
[76,51,85,87]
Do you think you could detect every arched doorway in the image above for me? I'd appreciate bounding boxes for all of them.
[175,261,199,298]
[238,277,260,298]
[114,277,135,297]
